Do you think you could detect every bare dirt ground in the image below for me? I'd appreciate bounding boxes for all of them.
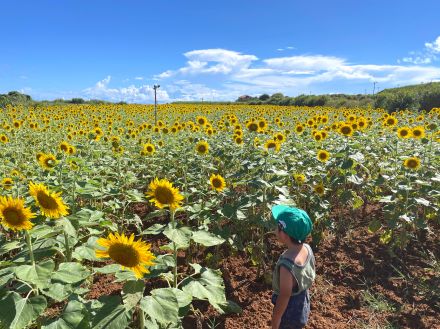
[43,202,440,328]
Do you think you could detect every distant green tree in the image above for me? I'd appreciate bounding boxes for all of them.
[418,92,440,111]
[259,94,270,101]
[268,93,285,104]
[70,98,85,104]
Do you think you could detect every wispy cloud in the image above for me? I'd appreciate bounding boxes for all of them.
[425,36,440,53]
[399,35,440,64]
[83,76,170,103]
[276,46,295,51]
[154,49,258,79]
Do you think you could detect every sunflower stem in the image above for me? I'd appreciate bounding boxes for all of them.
[25,230,35,268]
[71,171,77,214]
[171,209,178,288]
[64,230,71,262]
[25,231,40,302]
[138,307,145,329]
[257,154,269,279]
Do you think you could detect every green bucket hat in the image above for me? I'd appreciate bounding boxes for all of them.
[271,205,312,243]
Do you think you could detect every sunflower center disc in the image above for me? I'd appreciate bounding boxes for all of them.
[342,127,351,134]
[155,186,174,204]
[37,192,59,210]
[108,243,140,267]
[408,160,417,168]
[4,209,23,225]
[213,179,222,188]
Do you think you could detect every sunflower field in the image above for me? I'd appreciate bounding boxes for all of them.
[0,103,439,328]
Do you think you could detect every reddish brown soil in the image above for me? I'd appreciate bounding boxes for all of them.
[207,204,440,329]
[42,202,439,328]
[86,273,124,300]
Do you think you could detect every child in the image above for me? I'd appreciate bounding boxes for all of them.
[271,205,315,329]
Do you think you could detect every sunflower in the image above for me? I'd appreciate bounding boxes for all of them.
[357,118,368,130]
[397,127,412,139]
[196,116,207,126]
[384,116,398,127]
[210,174,226,192]
[10,170,20,177]
[264,139,281,152]
[314,183,325,196]
[258,119,268,130]
[234,136,243,145]
[293,174,306,185]
[143,143,155,155]
[68,146,76,155]
[403,157,421,170]
[146,178,184,210]
[59,141,70,153]
[246,121,259,132]
[313,132,323,142]
[0,196,35,231]
[29,182,69,219]
[38,153,58,171]
[234,129,243,137]
[411,126,425,139]
[96,232,156,279]
[196,140,209,155]
[339,124,353,137]
[295,124,304,134]
[274,132,286,143]
[0,134,9,143]
[2,177,13,190]
[317,150,330,162]
[13,120,21,129]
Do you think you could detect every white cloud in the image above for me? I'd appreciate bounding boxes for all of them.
[425,36,440,53]
[83,76,170,103]
[154,49,258,78]
[401,56,432,65]
[276,46,295,52]
[134,76,144,80]
[399,35,440,64]
[264,55,346,73]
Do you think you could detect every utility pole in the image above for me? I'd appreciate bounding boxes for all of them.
[372,81,377,95]
[153,84,160,125]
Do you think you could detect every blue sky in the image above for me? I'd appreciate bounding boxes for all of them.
[1,0,440,103]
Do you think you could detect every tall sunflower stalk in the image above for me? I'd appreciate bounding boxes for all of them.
[170,209,178,288]
[256,152,269,279]
[25,230,36,268]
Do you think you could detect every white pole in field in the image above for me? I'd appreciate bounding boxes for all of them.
[153,84,160,125]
